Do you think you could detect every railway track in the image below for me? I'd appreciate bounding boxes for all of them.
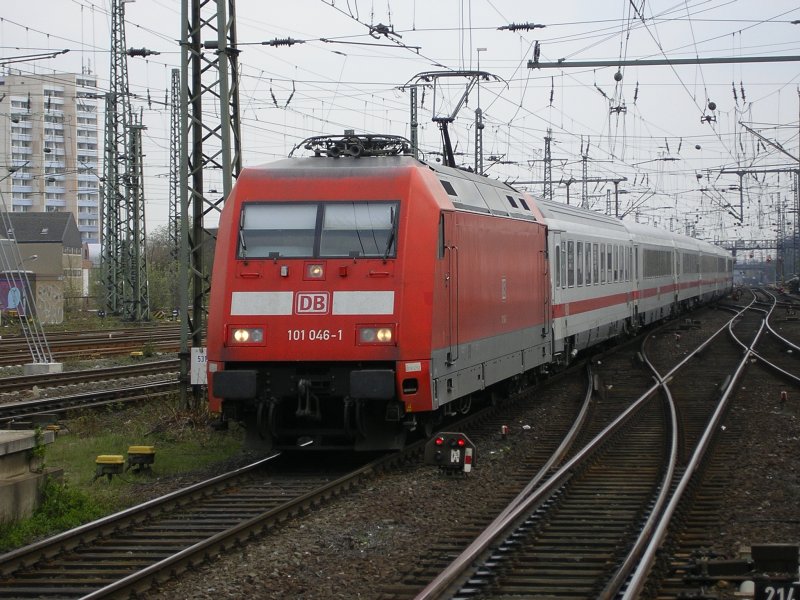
[747,288,800,383]
[0,359,179,396]
[3,296,795,598]
[371,319,705,598]
[0,453,378,598]
[0,345,594,598]
[646,288,800,599]
[396,293,783,599]
[0,378,179,427]
[0,326,180,366]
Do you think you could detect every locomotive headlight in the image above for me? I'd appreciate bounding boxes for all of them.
[357,325,395,345]
[228,326,265,345]
[305,263,325,279]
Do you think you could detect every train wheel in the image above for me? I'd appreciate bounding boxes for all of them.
[420,412,442,438]
[242,401,275,455]
[353,401,408,450]
[243,422,274,455]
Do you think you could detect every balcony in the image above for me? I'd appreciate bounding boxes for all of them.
[10,116,32,127]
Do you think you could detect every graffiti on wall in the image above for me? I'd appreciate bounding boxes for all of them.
[35,282,64,325]
[0,276,64,325]
[0,276,32,316]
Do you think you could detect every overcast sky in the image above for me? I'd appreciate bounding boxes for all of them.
[2,0,799,252]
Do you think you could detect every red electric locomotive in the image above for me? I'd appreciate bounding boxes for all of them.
[207,133,732,452]
[206,135,551,451]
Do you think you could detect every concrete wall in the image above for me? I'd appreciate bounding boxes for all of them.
[0,430,63,524]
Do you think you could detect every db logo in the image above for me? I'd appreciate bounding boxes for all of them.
[295,292,329,314]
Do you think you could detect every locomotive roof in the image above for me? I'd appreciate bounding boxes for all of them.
[246,155,420,177]
[241,156,730,258]
[244,155,542,222]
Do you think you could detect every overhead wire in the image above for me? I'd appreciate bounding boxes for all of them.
[2,1,798,232]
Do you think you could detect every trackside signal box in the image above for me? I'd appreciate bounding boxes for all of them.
[424,432,476,473]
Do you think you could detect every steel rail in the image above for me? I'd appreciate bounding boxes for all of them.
[0,359,179,394]
[600,298,753,596]
[416,307,743,600]
[0,379,178,425]
[494,364,594,521]
[598,367,678,598]
[761,288,800,353]
[620,296,767,598]
[0,455,280,576]
[724,291,800,384]
[415,359,662,598]
[0,427,440,597]
[78,455,394,599]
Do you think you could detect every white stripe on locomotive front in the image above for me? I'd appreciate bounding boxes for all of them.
[331,291,394,315]
[231,291,293,315]
[230,290,395,316]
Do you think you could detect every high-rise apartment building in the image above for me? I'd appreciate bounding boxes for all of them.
[0,71,101,244]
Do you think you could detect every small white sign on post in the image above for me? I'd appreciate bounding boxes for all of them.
[191,347,208,385]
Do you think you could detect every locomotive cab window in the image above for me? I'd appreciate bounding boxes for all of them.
[320,202,396,258]
[237,201,399,259]
[238,203,317,258]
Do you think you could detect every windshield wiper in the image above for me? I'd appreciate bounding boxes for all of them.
[382,207,397,262]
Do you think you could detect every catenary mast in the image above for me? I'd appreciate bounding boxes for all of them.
[102,0,149,320]
[179,0,242,406]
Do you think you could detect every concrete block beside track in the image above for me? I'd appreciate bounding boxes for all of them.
[23,362,63,375]
[0,430,62,523]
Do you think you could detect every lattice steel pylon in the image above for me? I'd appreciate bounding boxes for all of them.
[409,86,419,160]
[102,92,124,316]
[127,113,149,321]
[168,68,180,261]
[544,128,553,201]
[581,149,589,209]
[102,0,149,321]
[179,0,242,406]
